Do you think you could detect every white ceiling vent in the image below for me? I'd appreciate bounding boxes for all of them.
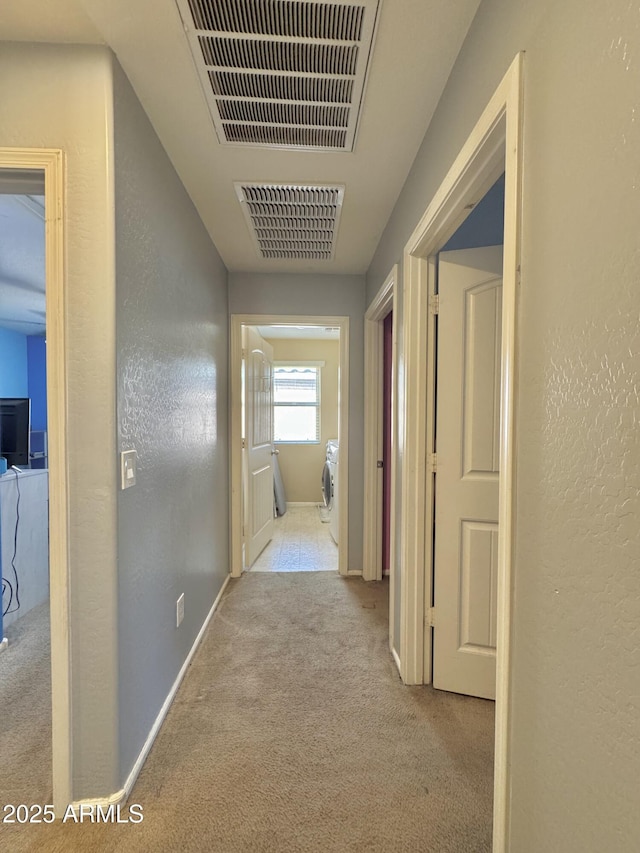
[176,0,381,151]
[235,183,344,259]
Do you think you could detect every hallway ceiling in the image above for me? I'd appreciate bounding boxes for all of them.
[0,0,481,275]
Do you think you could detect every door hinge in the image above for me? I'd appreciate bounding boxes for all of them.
[425,607,436,628]
[241,347,247,359]
[428,453,437,473]
[242,437,246,449]
[429,294,440,315]
[377,460,384,469]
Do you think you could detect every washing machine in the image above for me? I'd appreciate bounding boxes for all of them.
[322,439,339,545]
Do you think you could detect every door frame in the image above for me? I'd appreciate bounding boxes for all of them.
[362,265,399,646]
[0,148,71,810]
[399,54,523,853]
[230,314,350,578]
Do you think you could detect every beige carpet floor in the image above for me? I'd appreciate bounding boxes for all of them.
[3,573,495,852]
[0,601,52,806]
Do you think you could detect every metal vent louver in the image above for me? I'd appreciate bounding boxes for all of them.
[176,0,381,151]
[235,183,345,259]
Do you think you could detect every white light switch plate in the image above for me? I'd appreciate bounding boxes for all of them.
[120,449,137,490]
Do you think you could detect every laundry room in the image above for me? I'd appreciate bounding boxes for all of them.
[241,323,340,572]
[267,331,338,504]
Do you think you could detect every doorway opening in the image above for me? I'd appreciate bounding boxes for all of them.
[363,264,399,658]
[399,55,523,852]
[0,152,70,812]
[230,315,349,578]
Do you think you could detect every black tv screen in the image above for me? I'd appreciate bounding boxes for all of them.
[0,398,30,467]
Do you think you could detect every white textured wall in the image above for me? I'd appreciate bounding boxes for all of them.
[0,43,119,798]
[113,60,229,786]
[367,0,640,848]
[229,273,365,572]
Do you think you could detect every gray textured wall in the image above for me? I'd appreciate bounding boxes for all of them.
[367,0,640,849]
[229,273,365,573]
[113,61,229,787]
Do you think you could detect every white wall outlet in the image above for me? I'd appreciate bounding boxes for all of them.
[120,449,137,490]
[176,593,185,628]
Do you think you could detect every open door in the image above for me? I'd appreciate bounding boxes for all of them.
[432,246,503,700]
[244,326,275,568]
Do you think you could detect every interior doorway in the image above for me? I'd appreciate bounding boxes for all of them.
[0,168,52,809]
[230,314,350,578]
[399,55,523,852]
[241,322,340,574]
[0,152,70,811]
[363,265,399,659]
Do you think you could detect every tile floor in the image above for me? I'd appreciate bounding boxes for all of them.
[249,505,338,572]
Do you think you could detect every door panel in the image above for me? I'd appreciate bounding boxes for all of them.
[382,311,393,575]
[433,245,503,700]
[245,326,274,567]
[463,281,502,477]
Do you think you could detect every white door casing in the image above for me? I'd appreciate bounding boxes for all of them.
[363,265,401,668]
[400,54,522,853]
[433,246,503,700]
[230,314,350,578]
[244,326,274,568]
[0,149,70,810]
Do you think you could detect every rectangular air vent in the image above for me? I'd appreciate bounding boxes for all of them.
[176,0,381,151]
[235,183,345,259]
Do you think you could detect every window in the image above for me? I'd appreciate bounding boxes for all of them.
[273,363,321,443]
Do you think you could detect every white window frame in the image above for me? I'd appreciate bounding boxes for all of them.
[273,360,324,445]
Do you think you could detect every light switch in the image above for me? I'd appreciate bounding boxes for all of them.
[120,449,137,490]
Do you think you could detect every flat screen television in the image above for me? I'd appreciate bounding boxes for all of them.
[0,398,31,468]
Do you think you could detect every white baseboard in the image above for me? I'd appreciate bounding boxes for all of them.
[70,573,232,812]
[391,646,402,676]
[287,501,319,507]
[347,569,363,577]
[0,638,8,654]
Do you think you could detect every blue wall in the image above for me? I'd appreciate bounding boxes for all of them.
[27,336,47,432]
[442,173,505,251]
[0,327,28,397]
[0,329,47,467]
[0,328,28,634]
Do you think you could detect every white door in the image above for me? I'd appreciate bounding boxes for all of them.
[432,246,503,700]
[244,326,274,568]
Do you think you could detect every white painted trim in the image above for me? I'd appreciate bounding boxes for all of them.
[493,55,524,853]
[363,265,400,664]
[346,569,363,577]
[287,502,319,507]
[67,789,128,814]
[400,54,523,853]
[391,646,402,676]
[274,360,326,367]
[398,250,429,686]
[422,255,438,687]
[72,573,232,812]
[0,638,8,654]
[231,314,350,577]
[0,149,71,812]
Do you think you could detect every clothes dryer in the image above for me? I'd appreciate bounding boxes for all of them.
[322,439,339,545]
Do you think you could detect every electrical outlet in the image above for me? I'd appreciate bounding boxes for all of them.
[176,593,185,628]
